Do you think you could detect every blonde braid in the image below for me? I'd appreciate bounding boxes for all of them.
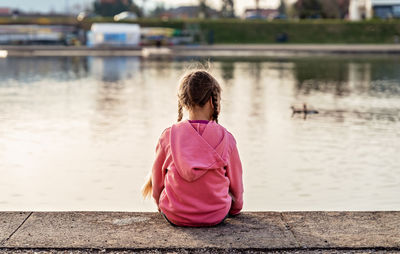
[177,101,183,122]
[211,91,219,123]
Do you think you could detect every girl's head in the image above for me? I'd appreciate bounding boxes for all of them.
[177,70,222,123]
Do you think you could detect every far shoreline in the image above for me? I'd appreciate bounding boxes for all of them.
[2,44,400,57]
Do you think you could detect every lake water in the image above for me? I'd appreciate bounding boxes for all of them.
[1,55,400,211]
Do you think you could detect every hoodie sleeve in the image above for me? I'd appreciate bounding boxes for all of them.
[152,140,167,208]
[226,138,244,215]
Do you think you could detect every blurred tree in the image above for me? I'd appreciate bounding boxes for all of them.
[150,2,166,17]
[221,0,235,18]
[129,2,143,17]
[321,0,340,18]
[337,0,350,19]
[93,0,142,17]
[254,0,261,17]
[278,0,287,16]
[295,0,323,18]
[199,0,209,18]
[286,0,298,18]
[295,0,349,19]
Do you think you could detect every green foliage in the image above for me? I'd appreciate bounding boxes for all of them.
[132,19,400,44]
[1,16,400,44]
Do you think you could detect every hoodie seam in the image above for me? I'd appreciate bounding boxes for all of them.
[160,127,173,153]
[157,140,167,161]
[207,160,221,170]
[186,120,226,164]
[170,121,228,180]
[228,133,237,154]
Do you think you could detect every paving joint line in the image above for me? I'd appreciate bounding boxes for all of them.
[1,212,33,246]
[280,212,302,249]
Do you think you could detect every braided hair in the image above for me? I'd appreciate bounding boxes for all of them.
[177,70,222,123]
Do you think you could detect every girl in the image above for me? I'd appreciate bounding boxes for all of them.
[142,70,243,227]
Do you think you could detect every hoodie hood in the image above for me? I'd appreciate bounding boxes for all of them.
[170,120,229,182]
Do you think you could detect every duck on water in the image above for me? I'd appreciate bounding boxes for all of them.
[291,103,319,119]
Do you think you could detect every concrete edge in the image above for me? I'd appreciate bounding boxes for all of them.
[1,212,400,251]
[2,45,400,57]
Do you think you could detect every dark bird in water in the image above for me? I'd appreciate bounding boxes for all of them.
[291,103,319,118]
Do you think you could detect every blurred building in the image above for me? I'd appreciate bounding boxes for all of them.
[0,25,79,45]
[159,6,219,19]
[243,8,279,19]
[0,8,11,16]
[372,0,400,18]
[87,23,141,47]
[349,0,400,19]
[349,0,372,20]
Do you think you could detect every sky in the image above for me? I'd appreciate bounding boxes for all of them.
[0,0,286,16]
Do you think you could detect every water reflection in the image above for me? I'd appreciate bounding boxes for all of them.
[220,61,235,83]
[348,63,371,96]
[89,57,143,141]
[293,57,400,98]
[0,57,89,83]
[89,56,140,83]
[1,55,400,211]
[294,59,350,96]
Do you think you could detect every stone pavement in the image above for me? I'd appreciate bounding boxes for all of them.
[0,212,399,253]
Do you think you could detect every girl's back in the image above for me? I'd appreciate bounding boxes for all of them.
[143,70,243,227]
[152,120,243,227]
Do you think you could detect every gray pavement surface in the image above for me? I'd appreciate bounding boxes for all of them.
[0,212,31,244]
[0,212,399,253]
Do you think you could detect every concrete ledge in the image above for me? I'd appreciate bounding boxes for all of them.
[2,45,400,57]
[0,212,400,253]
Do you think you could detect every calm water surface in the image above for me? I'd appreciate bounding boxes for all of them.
[1,55,400,211]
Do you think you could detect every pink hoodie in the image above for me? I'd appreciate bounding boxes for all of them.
[151,120,244,227]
